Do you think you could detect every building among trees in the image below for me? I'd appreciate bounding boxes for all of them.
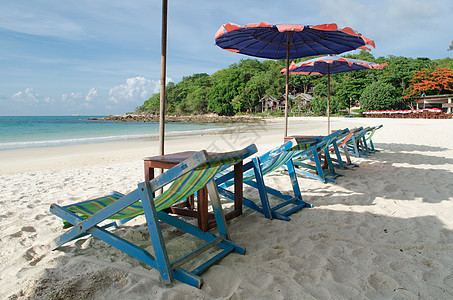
[260,93,313,113]
[414,94,453,113]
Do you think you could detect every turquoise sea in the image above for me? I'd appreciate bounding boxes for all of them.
[0,116,237,151]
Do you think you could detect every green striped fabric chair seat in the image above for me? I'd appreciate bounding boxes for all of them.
[365,126,380,141]
[292,136,334,163]
[64,156,241,220]
[242,143,311,183]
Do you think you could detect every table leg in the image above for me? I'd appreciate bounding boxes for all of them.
[144,162,155,197]
[144,161,154,182]
[197,187,208,232]
[234,162,243,215]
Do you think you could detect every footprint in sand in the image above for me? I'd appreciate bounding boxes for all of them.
[35,214,46,220]
[21,226,36,232]
[23,247,44,266]
[10,231,23,238]
[368,272,398,292]
[444,274,453,288]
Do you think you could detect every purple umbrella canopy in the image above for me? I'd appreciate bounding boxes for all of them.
[281,56,386,75]
[215,22,375,137]
[281,56,387,133]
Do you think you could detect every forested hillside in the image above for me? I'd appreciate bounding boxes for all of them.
[137,50,453,116]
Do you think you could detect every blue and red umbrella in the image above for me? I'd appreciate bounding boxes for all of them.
[281,56,387,133]
[215,22,375,137]
[282,56,386,75]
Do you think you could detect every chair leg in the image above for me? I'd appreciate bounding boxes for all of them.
[252,157,273,220]
[332,141,345,169]
[349,136,362,157]
[312,148,327,183]
[285,160,312,213]
[369,139,378,152]
[206,180,229,237]
[323,150,342,180]
[286,160,302,200]
[342,145,359,168]
[138,182,174,284]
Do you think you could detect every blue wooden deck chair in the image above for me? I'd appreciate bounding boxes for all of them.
[362,124,383,153]
[345,125,382,158]
[328,128,360,169]
[325,128,351,169]
[344,126,371,158]
[291,130,345,183]
[216,139,317,221]
[49,144,256,288]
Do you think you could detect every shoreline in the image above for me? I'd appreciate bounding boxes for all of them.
[0,122,252,153]
[0,116,443,174]
[0,116,365,174]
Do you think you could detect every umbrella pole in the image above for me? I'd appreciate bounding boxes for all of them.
[327,67,330,135]
[159,0,168,157]
[284,32,290,138]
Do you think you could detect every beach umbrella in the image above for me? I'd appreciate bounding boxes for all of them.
[215,22,375,137]
[281,56,386,133]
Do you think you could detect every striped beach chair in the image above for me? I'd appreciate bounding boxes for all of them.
[362,124,383,153]
[291,130,345,183]
[345,125,382,158]
[328,128,360,168]
[216,139,318,221]
[50,144,257,288]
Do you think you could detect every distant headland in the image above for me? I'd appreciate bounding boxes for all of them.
[89,112,265,124]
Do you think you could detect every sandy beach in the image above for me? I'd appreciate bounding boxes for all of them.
[1,116,453,299]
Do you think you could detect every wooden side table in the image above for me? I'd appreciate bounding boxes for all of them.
[144,151,243,232]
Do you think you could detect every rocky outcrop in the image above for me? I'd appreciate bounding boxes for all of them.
[89,113,265,123]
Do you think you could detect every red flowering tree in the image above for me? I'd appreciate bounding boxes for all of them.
[404,67,453,99]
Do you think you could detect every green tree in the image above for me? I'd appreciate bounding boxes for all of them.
[434,57,453,70]
[207,68,241,115]
[167,74,210,114]
[335,71,377,112]
[185,86,210,114]
[379,56,434,94]
[311,81,341,114]
[243,71,282,113]
[137,93,160,113]
[360,81,400,110]
[289,74,313,94]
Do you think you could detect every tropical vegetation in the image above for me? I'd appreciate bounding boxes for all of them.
[137,50,453,116]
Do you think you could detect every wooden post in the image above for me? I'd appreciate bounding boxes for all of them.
[327,66,331,135]
[284,32,290,138]
[159,0,168,157]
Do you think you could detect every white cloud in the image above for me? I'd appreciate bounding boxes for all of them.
[43,97,55,104]
[108,76,160,104]
[61,92,83,104]
[12,88,40,103]
[85,88,98,102]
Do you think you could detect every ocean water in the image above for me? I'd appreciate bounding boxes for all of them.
[0,116,237,151]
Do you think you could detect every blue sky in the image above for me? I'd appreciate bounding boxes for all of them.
[1,0,452,116]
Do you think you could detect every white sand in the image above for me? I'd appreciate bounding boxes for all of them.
[1,117,453,299]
